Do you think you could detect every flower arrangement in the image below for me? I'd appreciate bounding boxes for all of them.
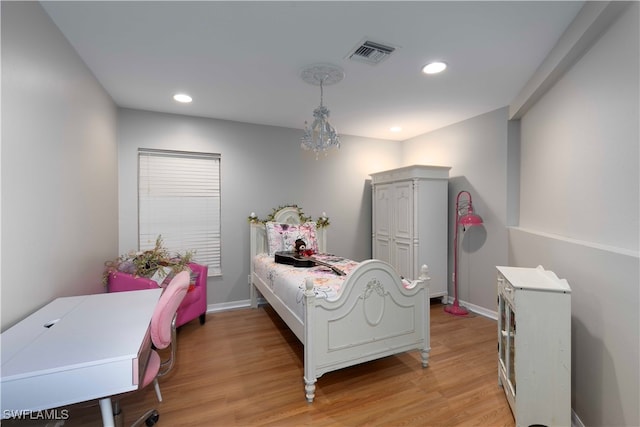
[248,204,330,228]
[103,235,194,285]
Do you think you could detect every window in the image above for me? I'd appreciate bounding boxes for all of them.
[138,149,221,276]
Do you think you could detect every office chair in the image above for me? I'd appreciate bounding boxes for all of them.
[113,270,191,427]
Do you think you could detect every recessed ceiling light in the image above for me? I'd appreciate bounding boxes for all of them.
[422,62,447,75]
[173,93,192,103]
[390,126,402,132]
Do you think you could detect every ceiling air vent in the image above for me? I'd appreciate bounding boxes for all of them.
[347,39,397,65]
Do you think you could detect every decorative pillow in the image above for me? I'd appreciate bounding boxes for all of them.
[282,222,318,253]
[265,221,319,255]
[265,222,285,256]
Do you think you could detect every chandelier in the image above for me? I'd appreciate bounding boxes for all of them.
[300,64,344,159]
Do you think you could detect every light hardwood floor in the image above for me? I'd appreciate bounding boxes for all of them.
[63,302,515,426]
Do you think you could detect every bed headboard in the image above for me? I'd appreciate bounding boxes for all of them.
[249,206,327,260]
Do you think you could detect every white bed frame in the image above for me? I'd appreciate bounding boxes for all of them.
[249,206,431,402]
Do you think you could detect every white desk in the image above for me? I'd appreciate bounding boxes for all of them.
[1,289,162,426]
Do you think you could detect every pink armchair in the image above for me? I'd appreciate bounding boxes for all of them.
[107,262,208,327]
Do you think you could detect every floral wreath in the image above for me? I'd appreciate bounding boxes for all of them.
[247,204,330,228]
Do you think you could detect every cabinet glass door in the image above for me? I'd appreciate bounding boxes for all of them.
[499,297,507,366]
[507,303,516,392]
[499,295,516,395]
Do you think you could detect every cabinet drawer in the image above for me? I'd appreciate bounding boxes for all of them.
[497,273,515,306]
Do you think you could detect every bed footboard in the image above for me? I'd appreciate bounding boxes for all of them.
[303,261,430,403]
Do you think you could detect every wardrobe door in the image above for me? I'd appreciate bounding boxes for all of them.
[391,181,413,279]
[372,183,392,265]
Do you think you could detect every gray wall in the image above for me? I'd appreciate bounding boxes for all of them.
[1,2,118,329]
[401,107,511,314]
[512,3,639,426]
[117,108,401,305]
[400,4,639,425]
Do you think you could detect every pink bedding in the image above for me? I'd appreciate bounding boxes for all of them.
[252,253,360,320]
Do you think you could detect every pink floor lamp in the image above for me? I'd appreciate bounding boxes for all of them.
[445,190,483,316]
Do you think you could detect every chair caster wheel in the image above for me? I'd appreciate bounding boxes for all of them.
[145,411,159,426]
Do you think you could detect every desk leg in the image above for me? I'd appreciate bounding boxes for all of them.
[99,397,116,427]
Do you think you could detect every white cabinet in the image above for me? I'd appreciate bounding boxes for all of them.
[496,265,571,427]
[370,165,450,299]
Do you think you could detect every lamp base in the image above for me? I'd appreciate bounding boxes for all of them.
[444,302,469,316]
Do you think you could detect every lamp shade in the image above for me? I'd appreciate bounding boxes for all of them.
[458,212,483,227]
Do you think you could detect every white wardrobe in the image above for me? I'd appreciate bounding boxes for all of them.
[370,165,450,300]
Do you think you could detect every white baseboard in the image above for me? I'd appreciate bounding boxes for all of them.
[205,300,251,313]
[572,409,585,427]
[214,297,500,318]
[443,296,498,320]
[205,298,267,314]
[215,297,499,318]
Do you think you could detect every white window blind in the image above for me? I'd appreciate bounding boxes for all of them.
[138,149,221,276]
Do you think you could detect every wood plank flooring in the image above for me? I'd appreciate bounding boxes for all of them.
[62,302,515,426]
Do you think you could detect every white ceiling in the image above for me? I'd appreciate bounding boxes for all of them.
[41,1,584,141]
